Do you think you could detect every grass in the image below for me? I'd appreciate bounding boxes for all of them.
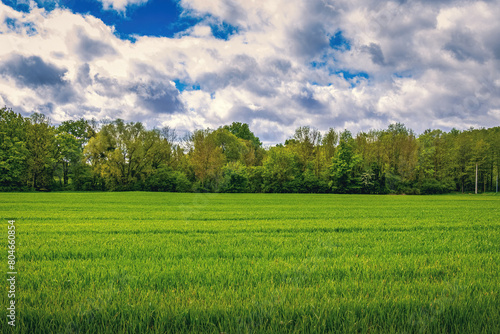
[1,192,499,333]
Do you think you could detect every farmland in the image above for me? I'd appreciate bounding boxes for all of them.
[1,192,499,333]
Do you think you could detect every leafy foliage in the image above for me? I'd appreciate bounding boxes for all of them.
[0,107,499,194]
[0,108,29,190]
[329,130,362,193]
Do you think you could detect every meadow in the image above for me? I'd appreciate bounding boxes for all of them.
[1,192,499,333]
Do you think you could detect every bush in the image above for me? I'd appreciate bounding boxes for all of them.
[72,166,97,191]
[220,162,249,193]
[145,166,192,192]
[173,171,192,192]
[420,179,455,195]
[385,172,403,194]
[247,166,264,193]
[299,170,329,193]
[402,187,420,195]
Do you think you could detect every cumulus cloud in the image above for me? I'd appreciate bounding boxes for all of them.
[99,0,150,12]
[0,54,67,88]
[363,43,385,66]
[0,53,77,104]
[74,28,118,61]
[132,80,186,114]
[0,0,499,144]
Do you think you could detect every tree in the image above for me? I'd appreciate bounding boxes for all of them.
[189,129,225,191]
[360,169,374,193]
[54,131,81,187]
[83,119,169,190]
[300,163,330,193]
[57,118,96,148]
[285,126,326,178]
[470,135,489,193]
[329,130,362,193]
[322,128,338,162]
[0,108,29,191]
[223,122,265,166]
[25,113,56,190]
[2,108,500,194]
[262,146,301,193]
[214,128,245,163]
[223,122,262,149]
[380,123,418,182]
[289,126,321,166]
[247,166,264,193]
[55,119,98,189]
[220,161,249,193]
[452,129,473,192]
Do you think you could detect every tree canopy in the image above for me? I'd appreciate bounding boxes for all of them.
[1,106,498,194]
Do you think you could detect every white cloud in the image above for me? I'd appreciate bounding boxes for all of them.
[99,0,150,12]
[0,0,499,144]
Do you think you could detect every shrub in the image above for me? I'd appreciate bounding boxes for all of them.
[220,162,249,193]
[145,166,192,192]
[420,179,455,195]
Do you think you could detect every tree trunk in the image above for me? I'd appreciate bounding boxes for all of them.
[63,161,69,185]
[475,163,478,194]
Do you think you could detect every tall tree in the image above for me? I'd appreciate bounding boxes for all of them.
[322,128,338,163]
[286,126,323,177]
[57,119,96,147]
[262,146,301,193]
[55,119,98,188]
[83,119,168,189]
[223,122,262,149]
[25,113,56,190]
[329,130,362,193]
[189,129,225,190]
[222,122,264,165]
[54,131,81,187]
[0,108,29,191]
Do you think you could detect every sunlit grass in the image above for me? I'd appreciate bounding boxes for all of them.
[1,192,499,333]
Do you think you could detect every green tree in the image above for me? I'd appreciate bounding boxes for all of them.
[83,119,169,190]
[189,129,225,191]
[285,126,326,179]
[380,123,418,182]
[450,129,473,192]
[329,130,362,193]
[223,122,262,149]
[214,128,245,163]
[223,122,265,166]
[322,128,338,162]
[25,113,56,190]
[54,131,81,187]
[247,166,264,193]
[288,126,321,167]
[220,161,249,193]
[470,134,490,193]
[262,146,301,193]
[58,118,96,148]
[0,108,29,191]
[55,119,98,189]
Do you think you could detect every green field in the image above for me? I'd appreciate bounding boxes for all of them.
[1,193,499,333]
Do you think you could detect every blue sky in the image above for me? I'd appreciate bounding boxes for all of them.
[3,0,199,38]
[1,0,499,144]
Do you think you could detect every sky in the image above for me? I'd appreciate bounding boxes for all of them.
[1,0,500,144]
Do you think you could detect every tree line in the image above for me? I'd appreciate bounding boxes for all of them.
[1,107,499,194]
